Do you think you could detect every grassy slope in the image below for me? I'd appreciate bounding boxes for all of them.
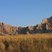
[0,33,52,52]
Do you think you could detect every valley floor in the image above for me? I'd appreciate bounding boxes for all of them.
[0,33,52,52]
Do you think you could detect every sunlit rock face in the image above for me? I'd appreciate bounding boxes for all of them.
[42,16,52,30]
[47,16,52,29]
[42,18,48,24]
[0,22,18,35]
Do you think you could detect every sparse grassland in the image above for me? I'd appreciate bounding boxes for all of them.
[0,33,52,52]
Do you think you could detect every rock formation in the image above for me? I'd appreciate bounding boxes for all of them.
[0,16,52,35]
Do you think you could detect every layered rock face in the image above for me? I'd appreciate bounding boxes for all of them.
[0,16,52,35]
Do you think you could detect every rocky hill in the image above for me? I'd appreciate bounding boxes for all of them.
[0,16,52,35]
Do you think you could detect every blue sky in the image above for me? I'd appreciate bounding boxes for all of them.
[0,0,52,26]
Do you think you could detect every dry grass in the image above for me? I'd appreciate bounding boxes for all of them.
[0,33,52,52]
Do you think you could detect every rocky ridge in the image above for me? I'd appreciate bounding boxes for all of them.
[0,16,52,35]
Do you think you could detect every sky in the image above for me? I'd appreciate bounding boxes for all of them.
[0,0,52,26]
